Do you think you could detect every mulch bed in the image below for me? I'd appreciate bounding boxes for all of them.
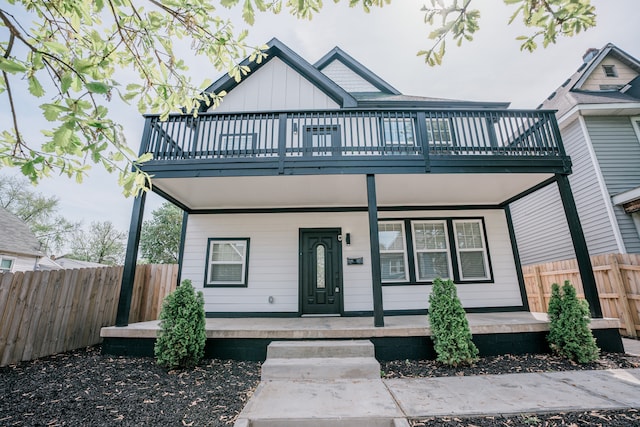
[0,346,260,426]
[1,346,639,426]
[381,351,640,378]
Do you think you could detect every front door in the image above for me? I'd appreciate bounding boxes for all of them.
[299,228,342,315]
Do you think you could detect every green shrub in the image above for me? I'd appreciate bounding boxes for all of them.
[547,280,599,363]
[428,278,478,366]
[155,279,206,369]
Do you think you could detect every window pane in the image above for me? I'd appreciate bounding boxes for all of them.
[211,242,245,262]
[383,118,415,145]
[417,252,450,280]
[210,264,243,282]
[425,119,451,143]
[316,245,325,289]
[459,251,487,278]
[380,253,406,281]
[379,223,404,250]
[414,222,447,250]
[455,222,483,249]
[0,259,12,270]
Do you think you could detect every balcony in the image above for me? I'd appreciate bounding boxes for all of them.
[139,109,570,178]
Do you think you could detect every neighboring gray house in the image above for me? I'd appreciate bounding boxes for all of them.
[0,207,48,272]
[511,43,640,265]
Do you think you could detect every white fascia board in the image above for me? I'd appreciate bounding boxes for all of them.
[612,186,640,205]
[557,103,640,128]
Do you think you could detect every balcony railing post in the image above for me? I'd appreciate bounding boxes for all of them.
[139,116,154,158]
[277,113,287,174]
[415,111,430,172]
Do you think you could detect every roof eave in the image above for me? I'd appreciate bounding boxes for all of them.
[314,46,401,95]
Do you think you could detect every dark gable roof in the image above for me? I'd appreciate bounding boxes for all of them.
[0,207,43,257]
[314,46,401,95]
[201,38,510,111]
[539,43,640,116]
[200,38,357,112]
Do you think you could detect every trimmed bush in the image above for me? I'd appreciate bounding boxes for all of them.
[155,279,206,369]
[428,278,478,366]
[547,280,599,363]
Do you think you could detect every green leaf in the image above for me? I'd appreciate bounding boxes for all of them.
[86,81,110,94]
[28,77,45,97]
[0,58,27,74]
[42,41,68,55]
[40,103,70,121]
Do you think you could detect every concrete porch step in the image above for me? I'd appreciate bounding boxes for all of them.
[266,340,375,359]
[261,356,381,380]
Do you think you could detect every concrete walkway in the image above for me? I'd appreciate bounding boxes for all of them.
[235,339,640,426]
[385,368,640,418]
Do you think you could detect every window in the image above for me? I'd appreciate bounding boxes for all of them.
[204,239,249,286]
[379,218,492,284]
[602,64,618,77]
[412,221,452,281]
[218,133,256,154]
[303,125,341,156]
[378,222,408,282]
[453,220,490,280]
[0,257,14,273]
[382,118,416,146]
[425,118,452,145]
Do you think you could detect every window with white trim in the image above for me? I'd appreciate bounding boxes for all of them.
[425,118,452,145]
[453,220,490,280]
[205,239,249,286]
[602,64,618,77]
[378,222,408,282]
[382,118,416,146]
[412,221,452,281]
[0,257,14,273]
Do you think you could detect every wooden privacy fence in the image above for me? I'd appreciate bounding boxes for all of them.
[0,264,178,367]
[524,253,640,338]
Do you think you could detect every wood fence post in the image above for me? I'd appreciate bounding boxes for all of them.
[609,254,637,338]
[533,266,546,312]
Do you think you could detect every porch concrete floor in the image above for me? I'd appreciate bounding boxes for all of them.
[101,312,619,340]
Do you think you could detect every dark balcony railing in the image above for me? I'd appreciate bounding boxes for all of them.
[141,109,565,163]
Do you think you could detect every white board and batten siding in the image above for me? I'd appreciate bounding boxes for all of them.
[209,57,339,113]
[181,209,523,314]
[510,118,621,265]
[586,116,640,253]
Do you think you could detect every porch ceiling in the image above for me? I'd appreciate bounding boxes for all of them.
[152,173,553,210]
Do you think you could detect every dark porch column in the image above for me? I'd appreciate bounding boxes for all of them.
[556,174,603,318]
[116,191,147,326]
[176,210,189,286]
[503,205,530,311]
[367,174,384,327]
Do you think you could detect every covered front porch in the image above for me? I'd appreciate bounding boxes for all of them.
[101,312,623,360]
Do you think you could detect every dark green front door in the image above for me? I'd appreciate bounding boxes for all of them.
[300,228,342,315]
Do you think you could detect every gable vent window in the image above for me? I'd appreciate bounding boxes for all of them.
[602,65,618,77]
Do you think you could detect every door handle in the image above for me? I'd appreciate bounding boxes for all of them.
[335,287,340,293]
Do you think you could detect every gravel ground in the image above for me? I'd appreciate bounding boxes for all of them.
[1,346,639,426]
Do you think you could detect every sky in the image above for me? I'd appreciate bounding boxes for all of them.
[1,0,639,250]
